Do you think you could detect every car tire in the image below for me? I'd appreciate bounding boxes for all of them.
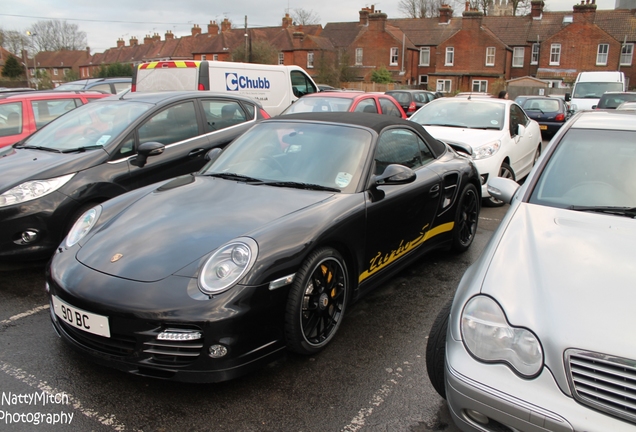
[285,247,349,355]
[426,299,452,399]
[451,183,479,253]
[483,162,515,207]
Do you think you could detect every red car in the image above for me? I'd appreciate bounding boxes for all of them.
[281,91,407,118]
[0,91,108,148]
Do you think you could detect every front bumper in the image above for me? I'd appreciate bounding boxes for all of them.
[445,336,635,432]
[46,249,289,383]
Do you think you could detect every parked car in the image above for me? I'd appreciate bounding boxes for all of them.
[0,90,108,148]
[426,109,636,432]
[409,97,542,206]
[520,96,569,137]
[617,100,636,110]
[316,84,337,91]
[46,112,481,382]
[594,91,636,109]
[454,92,493,98]
[280,91,407,118]
[384,89,436,116]
[0,91,269,261]
[54,77,132,94]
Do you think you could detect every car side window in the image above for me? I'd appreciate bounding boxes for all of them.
[379,98,403,118]
[91,83,112,94]
[113,133,136,160]
[374,129,425,174]
[354,98,378,114]
[202,100,248,132]
[0,102,23,137]
[138,101,198,145]
[32,99,81,129]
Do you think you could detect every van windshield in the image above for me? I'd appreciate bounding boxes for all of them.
[573,82,624,99]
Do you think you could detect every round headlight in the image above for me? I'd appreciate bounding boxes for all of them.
[199,238,258,295]
[461,295,543,377]
[65,206,102,248]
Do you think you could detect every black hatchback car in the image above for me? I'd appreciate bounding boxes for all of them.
[385,90,437,116]
[520,96,569,137]
[0,91,268,261]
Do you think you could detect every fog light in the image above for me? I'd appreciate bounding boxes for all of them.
[21,230,39,244]
[209,344,228,358]
[157,329,202,341]
[465,409,489,425]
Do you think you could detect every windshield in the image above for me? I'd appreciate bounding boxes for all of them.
[283,97,354,114]
[21,100,151,151]
[530,128,636,209]
[573,82,624,99]
[522,99,560,112]
[201,121,371,193]
[410,99,504,130]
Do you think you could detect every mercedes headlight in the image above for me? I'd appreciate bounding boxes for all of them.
[65,206,102,248]
[461,295,543,377]
[472,140,501,160]
[0,173,75,208]
[199,237,258,295]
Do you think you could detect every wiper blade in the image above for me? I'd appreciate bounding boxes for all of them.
[60,145,104,153]
[13,145,61,153]
[568,205,636,218]
[254,181,341,192]
[205,172,264,183]
[425,123,467,128]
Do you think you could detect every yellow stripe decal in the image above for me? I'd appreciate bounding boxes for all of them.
[358,222,454,283]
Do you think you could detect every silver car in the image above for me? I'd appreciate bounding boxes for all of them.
[426,109,636,431]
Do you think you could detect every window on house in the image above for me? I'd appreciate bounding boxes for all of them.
[307,52,314,69]
[30,69,34,76]
[53,68,58,76]
[213,54,218,61]
[596,44,609,66]
[485,47,496,66]
[419,75,428,86]
[445,47,454,66]
[472,80,488,93]
[278,53,284,65]
[201,55,207,60]
[550,44,561,65]
[531,43,540,65]
[419,47,430,66]
[512,47,524,68]
[621,43,634,66]
[437,79,452,93]
[390,48,399,66]
[356,48,363,66]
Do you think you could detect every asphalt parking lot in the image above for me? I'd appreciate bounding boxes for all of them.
[0,204,507,432]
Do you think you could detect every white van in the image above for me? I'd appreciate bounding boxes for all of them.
[567,71,626,111]
[132,60,318,116]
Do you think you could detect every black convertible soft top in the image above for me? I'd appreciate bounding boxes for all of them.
[270,112,447,158]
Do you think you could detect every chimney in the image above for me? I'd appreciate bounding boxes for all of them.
[208,21,219,35]
[165,30,174,40]
[282,13,293,29]
[573,0,597,23]
[152,33,161,42]
[359,6,374,26]
[462,5,484,28]
[368,10,388,31]
[531,0,544,19]
[144,34,153,44]
[129,37,138,46]
[117,38,125,48]
[86,46,90,55]
[221,18,232,32]
[439,4,453,23]
[191,24,202,36]
[293,25,304,42]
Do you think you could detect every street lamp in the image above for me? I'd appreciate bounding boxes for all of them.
[26,31,38,90]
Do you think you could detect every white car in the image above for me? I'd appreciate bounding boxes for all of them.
[410,97,542,206]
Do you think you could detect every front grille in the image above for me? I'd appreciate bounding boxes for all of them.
[565,349,636,424]
[143,339,203,366]
[58,320,136,356]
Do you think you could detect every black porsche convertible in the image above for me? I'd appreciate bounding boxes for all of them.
[46,112,481,382]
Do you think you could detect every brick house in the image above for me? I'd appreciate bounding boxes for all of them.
[23,49,91,87]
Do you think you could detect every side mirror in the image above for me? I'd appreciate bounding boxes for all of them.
[374,164,416,186]
[487,177,520,204]
[564,93,571,102]
[131,141,165,168]
[517,123,526,137]
[205,147,223,163]
[591,105,597,109]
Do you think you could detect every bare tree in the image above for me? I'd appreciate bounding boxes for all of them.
[2,30,29,57]
[291,8,321,25]
[28,20,87,51]
[398,0,443,18]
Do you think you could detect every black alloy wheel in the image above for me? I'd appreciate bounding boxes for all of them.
[452,184,479,253]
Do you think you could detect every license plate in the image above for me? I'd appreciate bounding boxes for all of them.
[540,125,548,130]
[52,296,110,338]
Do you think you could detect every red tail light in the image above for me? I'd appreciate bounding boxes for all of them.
[131,84,136,92]
[198,83,206,91]
[259,108,271,119]
[555,113,565,121]
[408,101,417,113]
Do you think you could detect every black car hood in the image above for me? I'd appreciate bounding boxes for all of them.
[76,175,335,282]
[0,146,106,191]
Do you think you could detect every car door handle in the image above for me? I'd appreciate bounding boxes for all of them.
[429,184,440,197]
[188,148,206,157]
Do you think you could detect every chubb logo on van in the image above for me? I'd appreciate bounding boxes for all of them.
[225,73,271,91]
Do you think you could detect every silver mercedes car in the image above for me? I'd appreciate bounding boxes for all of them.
[426,109,636,431]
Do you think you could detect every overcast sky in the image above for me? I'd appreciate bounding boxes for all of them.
[1,0,618,54]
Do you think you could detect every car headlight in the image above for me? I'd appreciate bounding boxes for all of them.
[0,173,75,208]
[199,237,258,295]
[461,295,543,377]
[65,206,102,248]
[472,140,501,160]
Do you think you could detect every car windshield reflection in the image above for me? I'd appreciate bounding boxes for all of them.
[20,101,151,152]
[530,129,636,210]
[283,97,354,114]
[410,99,504,130]
[201,121,371,193]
